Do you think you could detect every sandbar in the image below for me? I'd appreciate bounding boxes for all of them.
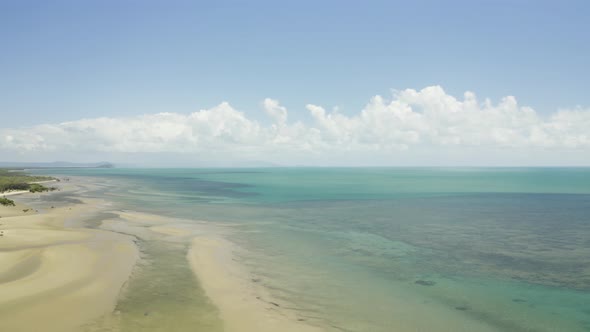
[0,195,138,332]
[189,236,323,332]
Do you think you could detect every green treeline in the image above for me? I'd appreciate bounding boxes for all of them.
[0,197,15,206]
[0,169,57,193]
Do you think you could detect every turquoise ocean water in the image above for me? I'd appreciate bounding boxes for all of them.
[37,168,590,331]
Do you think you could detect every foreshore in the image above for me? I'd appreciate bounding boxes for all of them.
[0,196,138,331]
[0,177,322,331]
[188,236,323,332]
[1,190,30,196]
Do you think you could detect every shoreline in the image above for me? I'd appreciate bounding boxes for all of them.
[1,190,30,197]
[0,176,323,331]
[0,183,138,332]
[1,179,59,197]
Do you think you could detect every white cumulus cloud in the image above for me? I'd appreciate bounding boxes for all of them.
[263,98,288,125]
[2,86,590,165]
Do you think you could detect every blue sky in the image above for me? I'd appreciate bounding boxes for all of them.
[2,0,589,126]
[1,0,590,166]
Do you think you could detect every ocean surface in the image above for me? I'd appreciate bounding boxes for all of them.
[37,168,590,331]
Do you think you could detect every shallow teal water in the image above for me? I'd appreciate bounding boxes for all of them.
[39,168,590,331]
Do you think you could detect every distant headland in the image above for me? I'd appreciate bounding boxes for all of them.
[0,161,114,169]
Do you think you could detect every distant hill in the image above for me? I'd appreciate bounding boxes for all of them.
[0,161,114,169]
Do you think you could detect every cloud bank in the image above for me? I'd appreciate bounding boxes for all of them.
[2,86,590,166]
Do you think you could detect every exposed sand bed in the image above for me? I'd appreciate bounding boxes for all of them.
[0,201,32,217]
[1,177,324,332]
[103,207,323,331]
[189,236,323,332]
[0,195,138,332]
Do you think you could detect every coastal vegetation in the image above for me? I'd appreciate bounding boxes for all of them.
[0,197,15,206]
[0,169,57,193]
[28,183,57,193]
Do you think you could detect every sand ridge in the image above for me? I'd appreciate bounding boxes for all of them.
[1,176,325,332]
[0,195,139,332]
[189,236,324,332]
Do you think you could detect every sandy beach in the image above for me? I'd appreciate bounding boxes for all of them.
[0,181,138,332]
[1,190,30,197]
[0,189,138,332]
[0,178,324,332]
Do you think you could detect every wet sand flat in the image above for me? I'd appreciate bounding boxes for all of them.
[2,178,321,332]
[189,236,324,332]
[0,199,138,332]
